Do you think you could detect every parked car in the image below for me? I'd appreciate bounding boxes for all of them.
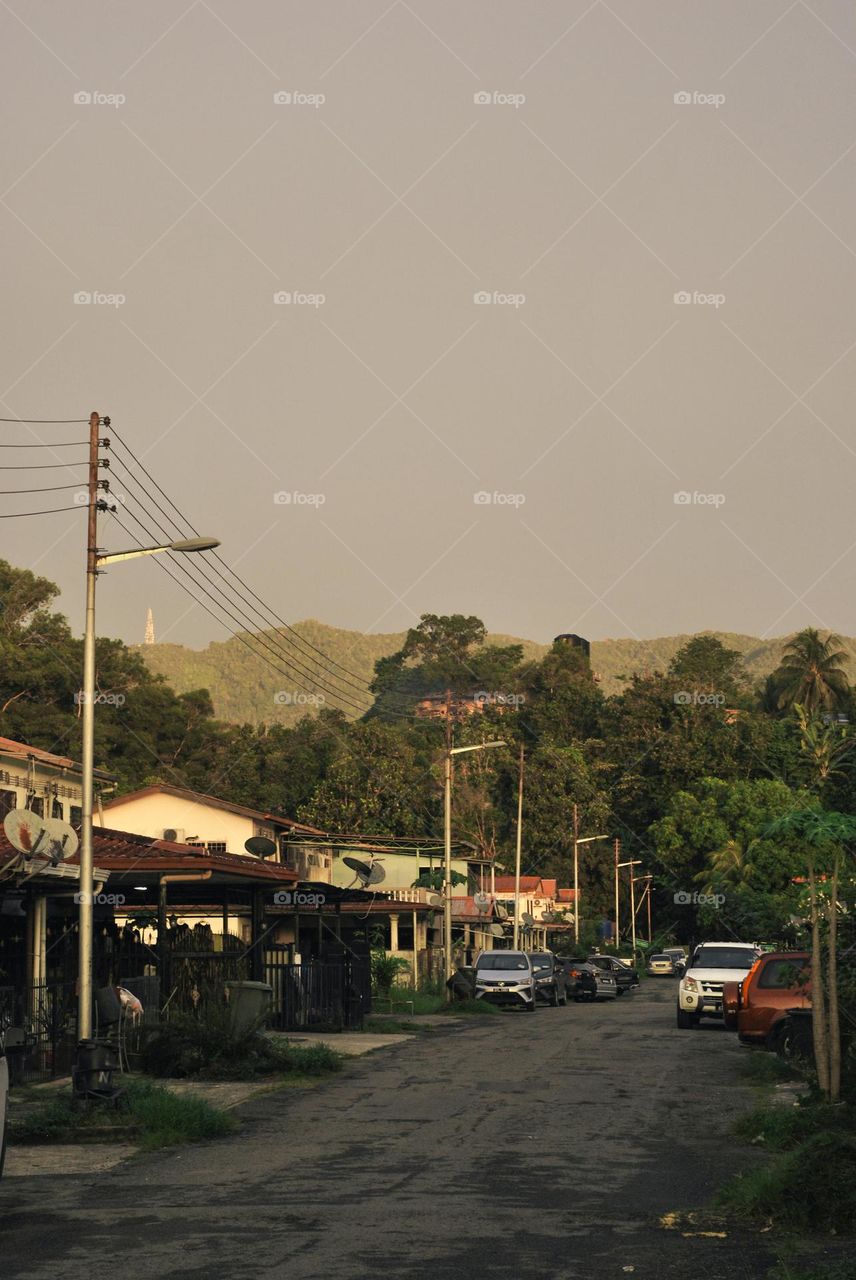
[677,941,762,1028]
[648,953,677,977]
[556,956,597,1002]
[474,950,537,1011]
[722,951,810,1047]
[588,954,639,995]
[527,951,569,1006]
[663,947,688,975]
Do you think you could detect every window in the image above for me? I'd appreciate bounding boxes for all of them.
[69,805,81,828]
[51,797,64,819]
[758,958,809,990]
[29,796,44,817]
[207,841,227,854]
[0,789,16,819]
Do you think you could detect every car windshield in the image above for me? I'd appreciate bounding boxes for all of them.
[477,953,529,971]
[529,955,553,972]
[650,955,671,962]
[694,947,756,970]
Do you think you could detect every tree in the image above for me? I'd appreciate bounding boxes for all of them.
[793,703,855,792]
[772,629,850,713]
[765,808,856,1102]
[669,635,746,700]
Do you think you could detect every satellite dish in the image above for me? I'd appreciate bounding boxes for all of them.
[521,911,535,926]
[343,855,385,888]
[4,809,79,865]
[494,901,508,921]
[473,891,490,914]
[426,893,443,908]
[489,923,505,937]
[244,835,277,858]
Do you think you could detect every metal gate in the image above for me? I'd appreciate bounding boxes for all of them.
[264,950,370,1031]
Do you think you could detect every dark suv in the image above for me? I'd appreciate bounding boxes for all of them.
[588,954,639,995]
[527,951,568,1006]
[556,956,598,1002]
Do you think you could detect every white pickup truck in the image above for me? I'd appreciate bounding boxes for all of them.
[676,941,761,1028]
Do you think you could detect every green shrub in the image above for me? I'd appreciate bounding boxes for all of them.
[140,1009,341,1080]
[718,1129,856,1233]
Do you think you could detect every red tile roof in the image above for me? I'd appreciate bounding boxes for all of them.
[494,876,548,893]
[0,826,298,884]
[0,735,114,781]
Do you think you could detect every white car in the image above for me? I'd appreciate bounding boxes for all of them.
[474,950,537,1011]
[677,942,762,1028]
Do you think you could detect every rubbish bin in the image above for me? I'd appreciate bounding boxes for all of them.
[224,981,273,1036]
[72,1039,121,1099]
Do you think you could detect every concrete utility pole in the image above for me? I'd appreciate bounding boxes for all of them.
[572,803,579,946]
[77,411,100,1041]
[613,838,620,948]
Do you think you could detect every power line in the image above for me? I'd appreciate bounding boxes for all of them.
[108,508,374,718]
[0,461,88,470]
[108,473,376,715]
[0,483,86,494]
[0,506,83,518]
[108,500,376,718]
[0,417,88,423]
[107,426,391,700]
[0,441,89,448]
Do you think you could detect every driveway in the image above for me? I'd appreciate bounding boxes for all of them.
[1,981,776,1279]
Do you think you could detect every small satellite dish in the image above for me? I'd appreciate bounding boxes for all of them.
[490,923,505,937]
[245,835,277,858]
[4,809,79,865]
[473,891,490,914]
[494,902,508,920]
[343,855,385,888]
[426,892,443,908]
[521,911,535,926]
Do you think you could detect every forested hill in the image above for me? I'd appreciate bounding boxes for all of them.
[138,623,856,726]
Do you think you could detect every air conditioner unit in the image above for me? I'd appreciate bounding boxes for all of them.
[163,827,185,843]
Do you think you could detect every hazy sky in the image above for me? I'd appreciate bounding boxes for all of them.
[3,1,856,651]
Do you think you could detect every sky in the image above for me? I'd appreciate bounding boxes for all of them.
[3,1,856,651]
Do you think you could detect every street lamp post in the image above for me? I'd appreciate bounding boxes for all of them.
[443,738,505,986]
[77,459,219,1043]
[571,807,608,946]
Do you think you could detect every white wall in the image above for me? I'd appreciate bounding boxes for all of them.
[100,792,266,854]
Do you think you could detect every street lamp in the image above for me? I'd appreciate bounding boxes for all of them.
[77,504,219,1042]
[571,809,609,945]
[443,739,505,985]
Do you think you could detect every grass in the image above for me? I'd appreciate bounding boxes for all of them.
[363,1017,431,1034]
[738,1048,801,1086]
[441,998,498,1016]
[719,1101,856,1234]
[768,1258,856,1280]
[10,1078,235,1152]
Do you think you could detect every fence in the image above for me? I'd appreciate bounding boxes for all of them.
[0,980,77,1084]
[265,951,370,1031]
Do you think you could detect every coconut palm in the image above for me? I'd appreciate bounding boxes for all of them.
[772,629,850,713]
[694,838,758,896]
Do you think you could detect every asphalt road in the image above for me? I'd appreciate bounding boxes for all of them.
[1,980,778,1280]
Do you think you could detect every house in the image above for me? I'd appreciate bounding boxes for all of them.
[0,735,114,827]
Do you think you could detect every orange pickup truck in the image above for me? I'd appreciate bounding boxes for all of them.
[723,950,810,1048]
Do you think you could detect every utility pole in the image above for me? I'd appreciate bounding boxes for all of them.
[630,869,637,960]
[613,837,620,950]
[647,877,652,942]
[513,744,524,949]
[77,409,101,1042]
[443,690,453,985]
[572,802,579,946]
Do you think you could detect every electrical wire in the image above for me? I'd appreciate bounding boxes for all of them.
[0,483,86,494]
[0,417,88,423]
[0,506,83,518]
[0,461,88,470]
[108,475,376,715]
[0,441,89,448]
[108,506,376,717]
[108,426,393,700]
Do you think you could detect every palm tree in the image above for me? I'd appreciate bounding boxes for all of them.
[772,629,850,713]
[694,838,758,896]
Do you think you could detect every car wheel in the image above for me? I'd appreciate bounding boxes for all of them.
[676,1008,699,1029]
[615,987,624,997]
[573,992,583,1003]
[527,998,537,1012]
[551,987,560,1007]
